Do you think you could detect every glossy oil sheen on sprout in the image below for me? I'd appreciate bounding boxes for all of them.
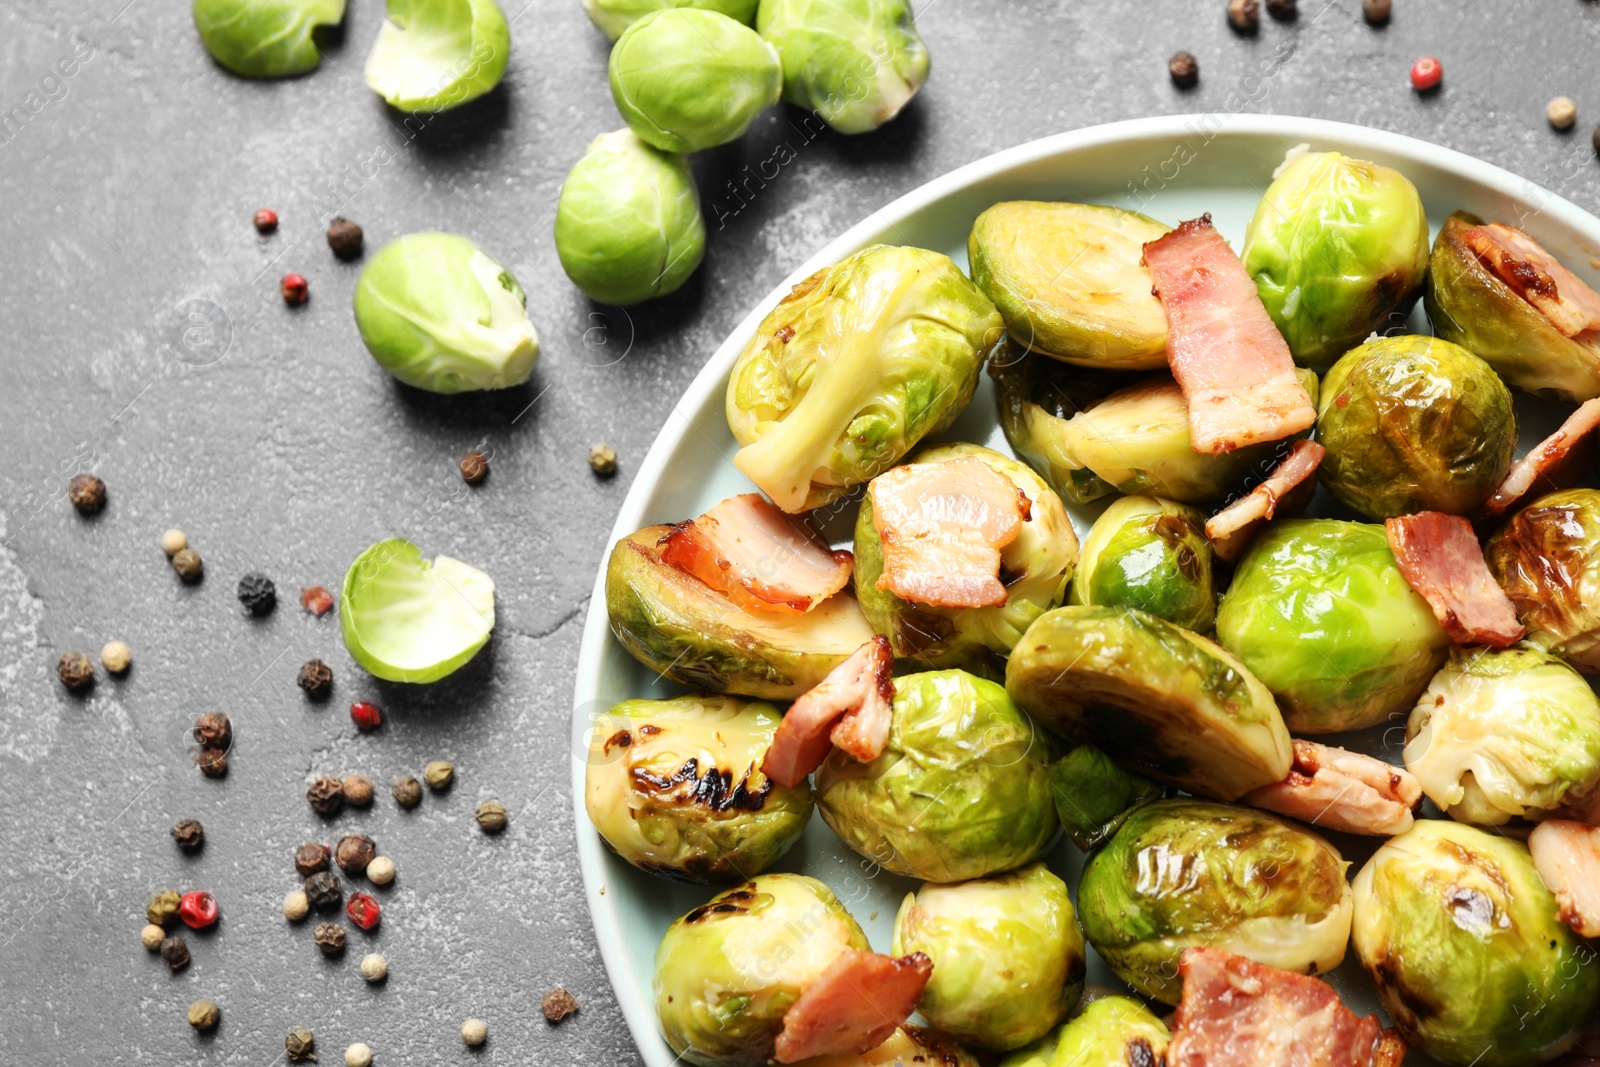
[1069,495,1217,633]
[1485,488,1600,672]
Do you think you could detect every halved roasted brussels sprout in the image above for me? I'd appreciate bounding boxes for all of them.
[1070,495,1216,633]
[605,526,875,699]
[1078,799,1352,1005]
[989,345,1130,504]
[1485,488,1600,672]
[1215,519,1451,734]
[1005,605,1291,800]
[802,1027,980,1067]
[1048,743,1162,851]
[1352,820,1600,1067]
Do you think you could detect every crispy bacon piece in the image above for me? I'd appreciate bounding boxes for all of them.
[762,637,895,788]
[1478,399,1600,527]
[1206,440,1325,564]
[1385,512,1525,647]
[1168,947,1397,1067]
[772,950,933,1064]
[660,493,852,614]
[871,457,1029,609]
[1463,223,1600,339]
[1141,215,1315,456]
[1243,740,1420,837]
[1530,820,1600,938]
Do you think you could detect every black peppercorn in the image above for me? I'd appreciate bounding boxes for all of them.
[286,1028,317,1062]
[392,775,423,810]
[1168,51,1199,89]
[237,572,277,616]
[295,842,332,877]
[197,746,229,778]
[1266,0,1295,15]
[313,922,347,956]
[542,988,579,1023]
[171,819,205,852]
[68,473,106,515]
[297,659,333,701]
[307,777,344,815]
[56,652,94,693]
[172,548,204,583]
[1593,125,1600,158]
[194,711,232,749]
[1226,0,1259,32]
[336,834,377,875]
[161,934,191,971]
[304,870,342,911]
[326,217,365,261]
[460,450,489,486]
[1362,0,1391,24]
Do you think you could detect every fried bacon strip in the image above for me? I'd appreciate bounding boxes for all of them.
[1478,399,1600,527]
[762,637,895,788]
[660,493,852,614]
[1463,223,1600,339]
[1385,512,1525,647]
[1529,820,1600,939]
[1206,440,1325,564]
[772,950,933,1063]
[1243,740,1420,837]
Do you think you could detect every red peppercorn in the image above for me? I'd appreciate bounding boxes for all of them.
[1410,56,1442,91]
[178,890,219,929]
[254,209,279,234]
[281,273,309,305]
[300,586,335,616]
[350,701,383,731]
[346,892,381,931]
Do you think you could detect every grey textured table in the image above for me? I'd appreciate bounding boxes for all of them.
[2,0,1597,1062]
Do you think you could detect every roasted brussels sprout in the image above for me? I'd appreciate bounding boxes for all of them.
[727,245,1003,513]
[555,129,705,306]
[814,670,1057,882]
[365,0,510,113]
[1070,495,1216,632]
[655,874,870,1066]
[1316,335,1515,520]
[1351,820,1600,1066]
[585,696,813,882]
[756,0,928,135]
[353,232,539,393]
[193,0,345,77]
[969,202,1170,369]
[584,0,758,40]
[605,526,875,700]
[1078,799,1353,1006]
[853,443,1077,680]
[999,996,1171,1067]
[1006,605,1291,801]
[802,1027,981,1067]
[1216,519,1451,734]
[1048,744,1162,851]
[892,864,1085,1051]
[1485,488,1600,672]
[989,346,1130,504]
[341,538,494,683]
[1405,645,1600,826]
[1240,149,1429,368]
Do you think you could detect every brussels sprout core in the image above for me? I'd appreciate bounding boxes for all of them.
[364,0,511,113]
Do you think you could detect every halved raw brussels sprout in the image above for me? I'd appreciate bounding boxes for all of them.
[365,0,510,113]
[193,0,345,77]
[340,537,494,683]
[584,0,758,40]
[1070,495,1216,633]
[1485,488,1600,672]
[757,0,929,135]
[605,526,875,700]
[1048,743,1162,851]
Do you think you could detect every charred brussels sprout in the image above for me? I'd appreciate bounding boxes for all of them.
[1351,820,1600,1067]
[1240,149,1428,368]
[1070,495,1216,633]
[1316,335,1515,520]
[1216,519,1451,734]
[193,0,345,77]
[654,874,870,1066]
[584,0,758,40]
[854,444,1078,680]
[584,696,813,882]
[1005,605,1291,801]
[969,202,1171,370]
[605,525,875,699]
[999,996,1171,1067]
[814,670,1057,882]
[727,245,1002,513]
[1078,799,1353,1006]
[892,864,1085,1051]
[365,0,510,113]
[1048,744,1162,851]
[756,0,928,134]
[1485,489,1600,672]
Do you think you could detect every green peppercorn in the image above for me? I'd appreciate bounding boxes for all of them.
[588,443,617,477]
[187,998,221,1030]
[307,777,344,815]
[314,923,346,956]
[423,760,454,792]
[392,775,423,809]
[286,1028,317,1061]
[56,652,94,693]
[161,934,191,971]
[68,473,106,515]
[474,800,508,834]
[295,842,332,877]
[171,819,205,852]
[336,835,377,875]
[172,548,204,583]
[147,887,182,926]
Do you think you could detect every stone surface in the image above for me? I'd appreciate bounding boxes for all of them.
[0,0,1596,1063]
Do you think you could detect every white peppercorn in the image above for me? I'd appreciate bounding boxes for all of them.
[462,1018,488,1047]
[345,1042,373,1067]
[161,528,187,556]
[283,889,310,922]
[101,641,132,674]
[141,923,166,950]
[366,856,396,886]
[360,952,389,982]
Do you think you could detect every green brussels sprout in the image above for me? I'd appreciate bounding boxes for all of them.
[605,525,876,700]
[1240,149,1429,369]
[1048,744,1162,851]
[1351,820,1600,1067]
[365,0,510,113]
[1405,645,1600,826]
[1485,488,1600,672]
[340,537,494,683]
[554,129,705,306]
[654,873,870,1066]
[193,0,345,77]
[1216,519,1451,734]
[583,0,758,40]
[805,1027,981,1067]
[968,202,1171,370]
[853,443,1077,680]
[999,996,1171,1067]
[1426,211,1600,402]
[1006,605,1291,801]
[727,245,1003,513]
[1316,335,1516,520]
[814,670,1057,882]
[756,0,928,135]
[609,9,780,153]
[989,346,1131,504]
[1078,799,1353,1006]
[1070,495,1216,633]
[584,695,813,882]
[353,232,538,393]
[891,864,1085,1051]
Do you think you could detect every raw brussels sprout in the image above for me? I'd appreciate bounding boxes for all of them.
[193,0,345,77]
[1316,335,1515,520]
[340,538,494,683]
[1216,519,1451,734]
[609,9,781,153]
[756,0,928,135]
[365,0,510,113]
[999,996,1171,1067]
[968,202,1171,370]
[584,0,758,40]
[1048,744,1162,851]
[555,129,705,306]
[1078,799,1353,1006]
[584,696,813,882]
[1427,211,1600,402]
[1351,820,1600,1067]
[605,526,875,700]
[1070,495,1216,633]
[654,874,870,1066]
[727,245,1002,513]
[1005,605,1292,801]
[814,670,1057,883]
[1240,149,1429,368]
[353,232,539,393]
[891,864,1085,1051]
[1485,488,1600,671]
[1405,645,1600,826]
[853,444,1078,680]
